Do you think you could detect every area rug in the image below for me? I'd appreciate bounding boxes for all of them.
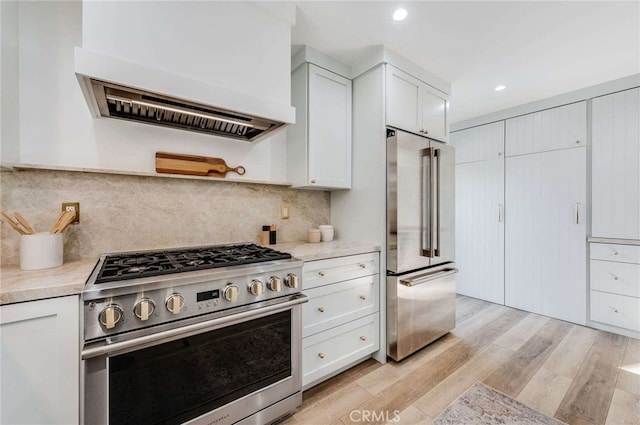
[434,382,567,425]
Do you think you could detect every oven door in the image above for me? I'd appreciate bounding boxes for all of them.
[82,295,305,425]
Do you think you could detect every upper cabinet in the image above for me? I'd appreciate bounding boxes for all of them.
[592,88,640,240]
[450,121,505,164]
[288,63,352,190]
[505,101,587,156]
[386,65,448,143]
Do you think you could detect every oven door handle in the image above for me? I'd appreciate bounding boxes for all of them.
[82,295,308,359]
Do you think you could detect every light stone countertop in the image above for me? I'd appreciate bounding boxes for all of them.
[273,240,381,261]
[0,240,380,305]
[0,259,96,305]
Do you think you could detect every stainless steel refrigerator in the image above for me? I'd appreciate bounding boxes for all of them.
[386,128,457,361]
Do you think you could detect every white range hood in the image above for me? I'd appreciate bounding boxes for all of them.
[74,1,296,142]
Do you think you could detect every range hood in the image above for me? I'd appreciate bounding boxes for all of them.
[75,48,294,142]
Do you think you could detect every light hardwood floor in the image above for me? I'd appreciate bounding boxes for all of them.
[282,296,640,425]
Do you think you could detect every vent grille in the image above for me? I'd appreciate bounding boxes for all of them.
[91,80,284,141]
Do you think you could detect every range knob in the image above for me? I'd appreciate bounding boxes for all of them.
[223,284,239,302]
[98,304,124,330]
[267,276,282,292]
[165,294,185,315]
[248,280,263,296]
[285,273,299,289]
[133,298,156,321]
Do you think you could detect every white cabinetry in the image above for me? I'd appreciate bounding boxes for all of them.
[505,147,586,324]
[386,65,448,142]
[451,122,505,304]
[288,63,352,189]
[590,244,640,332]
[0,296,80,424]
[505,101,587,156]
[301,252,379,389]
[591,88,640,240]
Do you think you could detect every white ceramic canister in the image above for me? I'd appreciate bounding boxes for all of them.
[318,225,334,242]
[19,232,63,270]
[307,229,321,243]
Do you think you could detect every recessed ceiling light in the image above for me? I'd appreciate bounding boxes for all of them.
[393,8,408,21]
[495,85,507,91]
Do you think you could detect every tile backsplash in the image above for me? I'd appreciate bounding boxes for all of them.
[0,170,330,266]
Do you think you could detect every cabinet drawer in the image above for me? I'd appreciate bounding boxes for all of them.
[303,252,379,290]
[303,275,378,337]
[591,260,640,297]
[590,243,640,264]
[302,313,379,388]
[590,290,640,332]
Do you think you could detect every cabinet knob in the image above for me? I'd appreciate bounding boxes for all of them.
[360,336,367,341]
[613,275,619,281]
[424,129,429,135]
[613,251,619,256]
[575,140,581,144]
[358,263,366,269]
[613,308,619,313]
[318,307,325,313]
[318,271,325,277]
[310,179,316,184]
[359,295,366,300]
[498,152,503,156]
[318,352,325,359]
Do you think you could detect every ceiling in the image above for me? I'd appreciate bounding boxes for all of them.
[291,1,640,124]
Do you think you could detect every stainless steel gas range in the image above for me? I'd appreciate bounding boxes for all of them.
[81,243,306,425]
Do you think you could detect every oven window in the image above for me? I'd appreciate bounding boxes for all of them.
[109,310,292,425]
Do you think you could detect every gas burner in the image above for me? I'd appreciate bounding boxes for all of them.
[92,243,292,284]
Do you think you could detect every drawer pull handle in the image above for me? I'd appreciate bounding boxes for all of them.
[318,307,325,313]
[318,271,325,277]
[318,352,325,359]
[358,263,366,269]
[359,295,366,300]
[360,336,367,341]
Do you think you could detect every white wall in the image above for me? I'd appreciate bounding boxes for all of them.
[0,0,20,167]
[16,1,293,183]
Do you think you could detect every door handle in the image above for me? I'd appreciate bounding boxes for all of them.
[420,147,434,257]
[575,202,581,224]
[434,148,441,257]
[498,204,504,223]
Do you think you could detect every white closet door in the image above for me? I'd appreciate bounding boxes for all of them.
[505,147,586,324]
[451,121,505,164]
[592,88,640,240]
[455,158,505,304]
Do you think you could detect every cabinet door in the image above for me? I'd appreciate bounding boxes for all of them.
[506,101,587,156]
[308,64,352,189]
[455,158,505,304]
[592,88,640,240]
[1,296,79,424]
[451,121,505,164]
[505,148,586,324]
[385,65,421,133]
[421,86,448,143]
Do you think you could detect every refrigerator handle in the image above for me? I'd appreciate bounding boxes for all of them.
[399,268,459,287]
[421,148,434,258]
[434,148,441,257]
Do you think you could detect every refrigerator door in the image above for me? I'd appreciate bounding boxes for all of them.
[387,264,457,361]
[387,128,432,274]
[387,128,455,273]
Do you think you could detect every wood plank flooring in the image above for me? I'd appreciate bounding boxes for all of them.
[282,296,640,425]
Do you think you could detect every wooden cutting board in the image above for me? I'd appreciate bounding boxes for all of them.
[156,152,246,177]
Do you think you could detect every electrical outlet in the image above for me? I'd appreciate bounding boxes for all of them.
[61,202,80,224]
[280,203,290,220]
